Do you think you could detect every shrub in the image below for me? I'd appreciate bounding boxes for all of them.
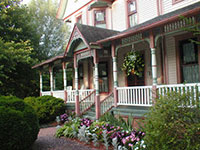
[0,96,39,150]
[24,95,66,124]
[144,91,200,150]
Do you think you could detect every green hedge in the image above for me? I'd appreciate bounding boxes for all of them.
[144,92,200,150]
[0,96,39,150]
[24,95,66,124]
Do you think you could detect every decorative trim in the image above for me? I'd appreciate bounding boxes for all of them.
[121,33,143,45]
[76,49,94,62]
[164,16,195,33]
[172,0,184,5]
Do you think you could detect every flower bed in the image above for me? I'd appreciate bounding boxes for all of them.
[55,114,146,150]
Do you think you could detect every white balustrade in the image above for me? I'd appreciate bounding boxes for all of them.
[117,86,152,106]
[79,89,95,101]
[101,93,114,115]
[67,90,76,103]
[41,91,51,96]
[157,83,200,107]
[80,91,95,114]
[52,90,65,100]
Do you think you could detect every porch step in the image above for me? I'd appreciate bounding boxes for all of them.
[112,106,150,117]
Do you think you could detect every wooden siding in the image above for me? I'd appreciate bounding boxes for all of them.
[138,0,158,24]
[165,34,177,84]
[112,0,127,31]
[162,0,199,14]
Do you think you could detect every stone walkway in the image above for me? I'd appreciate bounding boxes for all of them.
[32,127,99,150]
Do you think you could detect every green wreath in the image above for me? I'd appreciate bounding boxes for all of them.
[122,51,145,77]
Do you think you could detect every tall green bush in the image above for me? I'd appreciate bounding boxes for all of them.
[0,96,39,150]
[144,92,200,150]
[24,95,66,124]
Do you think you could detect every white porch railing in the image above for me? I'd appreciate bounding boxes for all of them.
[80,91,95,114]
[52,90,65,100]
[157,83,200,106]
[41,91,51,96]
[101,92,114,115]
[66,90,76,103]
[79,89,95,101]
[117,86,152,106]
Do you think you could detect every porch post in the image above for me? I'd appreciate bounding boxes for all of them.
[74,54,80,116]
[49,66,53,96]
[112,43,118,107]
[62,62,67,103]
[150,31,158,103]
[94,49,100,120]
[39,71,43,96]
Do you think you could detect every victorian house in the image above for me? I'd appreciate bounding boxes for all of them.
[33,0,200,120]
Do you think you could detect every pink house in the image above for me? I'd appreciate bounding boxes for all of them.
[33,0,200,120]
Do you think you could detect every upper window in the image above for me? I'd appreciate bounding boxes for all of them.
[127,0,137,28]
[94,10,106,28]
[76,15,82,24]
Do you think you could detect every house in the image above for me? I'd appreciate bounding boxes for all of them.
[33,0,200,120]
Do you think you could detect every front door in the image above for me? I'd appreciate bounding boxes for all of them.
[127,53,145,86]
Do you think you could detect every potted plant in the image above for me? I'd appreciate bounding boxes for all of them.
[122,51,145,77]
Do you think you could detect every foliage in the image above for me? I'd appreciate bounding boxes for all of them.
[24,95,66,124]
[0,0,40,98]
[144,91,200,150]
[0,96,39,150]
[99,112,133,131]
[28,0,70,60]
[122,51,144,76]
[56,116,145,150]
[55,117,80,138]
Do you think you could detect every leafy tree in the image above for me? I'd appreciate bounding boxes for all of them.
[0,0,39,98]
[28,0,70,60]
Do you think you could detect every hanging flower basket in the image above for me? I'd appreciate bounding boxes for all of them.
[122,51,145,77]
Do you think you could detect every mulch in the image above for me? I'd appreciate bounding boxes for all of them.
[31,126,106,150]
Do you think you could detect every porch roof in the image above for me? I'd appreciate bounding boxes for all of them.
[96,1,200,44]
[65,23,119,55]
[76,23,119,45]
[32,54,73,69]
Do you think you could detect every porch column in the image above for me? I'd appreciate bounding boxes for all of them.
[94,49,100,120]
[39,71,43,96]
[150,31,158,103]
[112,43,118,107]
[74,54,80,116]
[49,66,53,96]
[62,62,67,103]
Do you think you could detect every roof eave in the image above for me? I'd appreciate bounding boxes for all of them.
[97,6,200,44]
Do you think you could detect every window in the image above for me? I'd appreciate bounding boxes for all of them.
[180,39,199,83]
[127,0,137,28]
[94,10,106,28]
[76,15,82,24]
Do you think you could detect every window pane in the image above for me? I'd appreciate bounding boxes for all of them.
[182,65,199,83]
[129,1,136,12]
[95,11,104,21]
[182,42,196,64]
[129,13,137,27]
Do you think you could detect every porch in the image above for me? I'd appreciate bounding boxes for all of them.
[41,82,200,119]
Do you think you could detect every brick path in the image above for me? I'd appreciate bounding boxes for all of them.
[32,127,99,150]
